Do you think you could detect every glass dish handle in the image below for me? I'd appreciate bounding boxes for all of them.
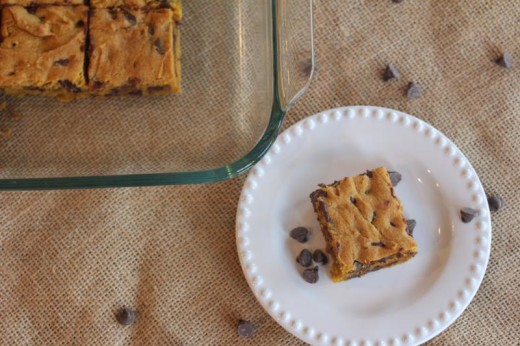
[276,0,315,111]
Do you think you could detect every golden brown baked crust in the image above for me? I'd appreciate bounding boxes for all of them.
[88,8,180,95]
[0,0,84,5]
[310,167,418,282]
[0,6,88,98]
[90,0,182,21]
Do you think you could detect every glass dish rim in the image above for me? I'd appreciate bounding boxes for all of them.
[0,0,303,191]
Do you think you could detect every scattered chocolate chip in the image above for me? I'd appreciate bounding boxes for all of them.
[354,260,363,269]
[407,82,423,100]
[390,222,396,227]
[371,211,377,222]
[460,207,479,223]
[487,195,505,212]
[115,307,136,326]
[302,266,319,284]
[496,52,513,69]
[59,80,82,93]
[8,71,15,76]
[147,24,155,36]
[237,320,256,337]
[108,8,118,20]
[75,20,85,28]
[371,242,385,247]
[406,219,416,236]
[159,0,172,9]
[122,9,137,26]
[27,5,37,14]
[350,196,356,204]
[310,189,327,203]
[289,227,310,243]
[53,58,69,66]
[154,38,165,55]
[383,63,400,81]
[92,80,105,90]
[388,171,402,186]
[365,170,373,178]
[296,249,313,267]
[318,202,333,223]
[313,250,328,265]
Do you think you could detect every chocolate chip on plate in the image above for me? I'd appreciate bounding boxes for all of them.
[237,320,256,337]
[53,58,69,66]
[388,171,402,187]
[289,227,310,243]
[496,52,513,69]
[296,249,313,267]
[406,219,417,236]
[407,82,423,100]
[460,207,479,223]
[313,249,328,265]
[302,266,319,284]
[383,64,400,81]
[115,307,136,326]
[487,195,505,212]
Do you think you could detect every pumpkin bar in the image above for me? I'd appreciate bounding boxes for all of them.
[87,7,180,95]
[0,5,89,99]
[90,0,182,21]
[310,167,417,282]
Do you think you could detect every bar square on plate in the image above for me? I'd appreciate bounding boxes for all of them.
[90,0,182,21]
[0,5,88,98]
[88,7,180,95]
[310,167,418,282]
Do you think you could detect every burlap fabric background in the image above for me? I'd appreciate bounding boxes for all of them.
[1,0,519,345]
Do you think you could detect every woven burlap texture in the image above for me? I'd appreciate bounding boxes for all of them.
[1,0,519,345]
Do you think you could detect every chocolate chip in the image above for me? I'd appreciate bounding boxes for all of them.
[129,90,143,96]
[371,242,385,247]
[302,266,319,284]
[75,20,85,28]
[108,8,118,20]
[310,189,327,203]
[122,9,137,26]
[92,81,105,90]
[383,63,400,81]
[496,52,513,69]
[290,227,310,243]
[350,196,356,204]
[406,219,416,236]
[237,320,256,337]
[53,59,70,67]
[460,207,479,223]
[365,170,373,178]
[487,195,505,212]
[390,222,396,227]
[159,0,172,9]
[27,5,37,14]
[318,202,332,223]
[407,82,423,100]
[59,80,82,93]
[371,211,377,222]
[115,307,136,326]
[388,171,402,186]
[313,250,328,265]
[296,249,313,267]
[354,260,363,269]
[154,39,165,55]
[148,24,155,36]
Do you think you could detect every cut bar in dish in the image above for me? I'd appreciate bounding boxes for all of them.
[0,6,89,99]
[310,167,417,282]
[88,7,180,96]
[90,0,182,21]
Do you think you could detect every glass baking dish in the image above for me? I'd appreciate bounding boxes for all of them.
[0,0,314,190]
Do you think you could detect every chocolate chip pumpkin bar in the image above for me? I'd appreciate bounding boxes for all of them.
[310,167,417,282]
[88,7,180,95]
[0,5,88,98]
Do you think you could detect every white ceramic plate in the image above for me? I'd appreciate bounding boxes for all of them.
[236,106,491,346]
